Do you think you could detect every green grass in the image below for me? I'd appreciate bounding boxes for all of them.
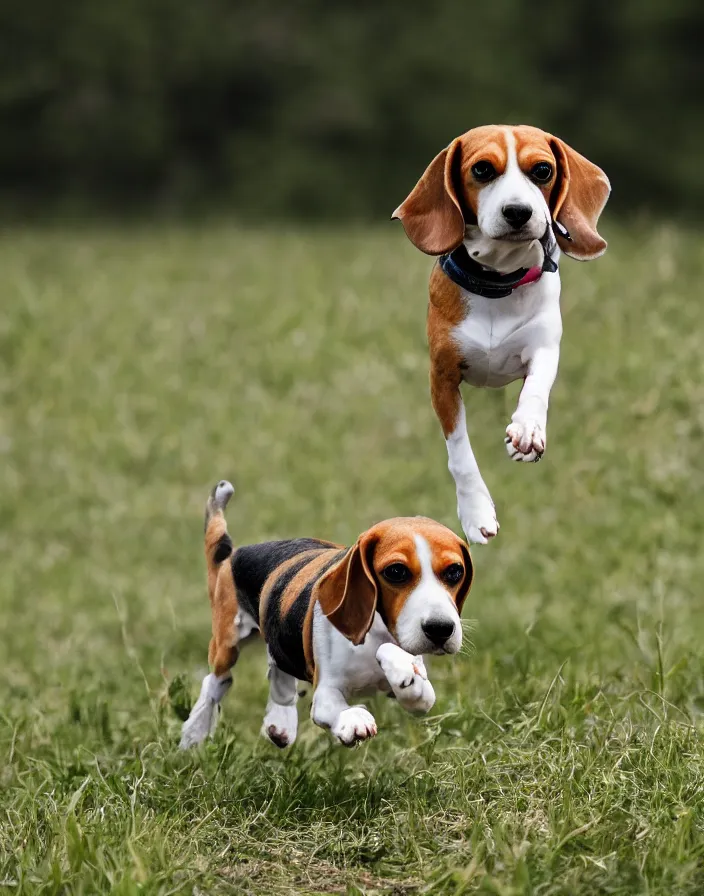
[2,220,704,895]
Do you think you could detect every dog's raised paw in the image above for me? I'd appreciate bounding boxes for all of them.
[332,707,377,746]
[377,643,425,694]
[505,421,545,463]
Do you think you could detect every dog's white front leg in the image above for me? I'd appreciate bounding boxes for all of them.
[260,651,299,748]
[447,402,499,544]
[505,344,560,462]
[376,643,435,714]
[311,685,377,746]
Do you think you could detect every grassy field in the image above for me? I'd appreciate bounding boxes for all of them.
[2,220,704,895]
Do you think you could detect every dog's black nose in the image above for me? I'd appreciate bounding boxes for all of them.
[502,204,533,229]
[422,619,455,646]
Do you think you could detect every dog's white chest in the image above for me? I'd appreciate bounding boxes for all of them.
[313,607,393,696]
[451,277,562,388]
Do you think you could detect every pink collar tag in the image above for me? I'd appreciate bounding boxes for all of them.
[515,266,543,288]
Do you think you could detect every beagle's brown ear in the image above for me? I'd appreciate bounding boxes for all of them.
[316,533,379,646]
[454,540,474,616]
[392,138,465,256]
[549,138,611,261]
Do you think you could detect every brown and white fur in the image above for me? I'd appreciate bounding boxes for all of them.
[179,481,473,749]
[393,125,610,544]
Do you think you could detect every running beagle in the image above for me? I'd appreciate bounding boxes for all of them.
[393,125,610,544]
[180,481,472,749]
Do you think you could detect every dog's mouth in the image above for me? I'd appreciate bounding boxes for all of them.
[499,231,534,242]
[494,226,546,243]
[398,636,459,657]
[425,640,461,657]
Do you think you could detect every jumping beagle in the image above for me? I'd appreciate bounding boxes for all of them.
[180,481,472,749]
[393,125,610,544]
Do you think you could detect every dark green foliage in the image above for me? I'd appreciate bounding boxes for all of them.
[0,1,701,216]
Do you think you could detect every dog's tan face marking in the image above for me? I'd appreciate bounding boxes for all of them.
[513,126,558,205]
[369,519,468,635]
[454,125,509,222]
[455,126,557,250]
[455,125,558,217]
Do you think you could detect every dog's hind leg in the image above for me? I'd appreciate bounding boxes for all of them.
[180,481,239,749]
[180,582,240,748]
[179,666,235,749]
[260,650,299,748]
[180,582,239,748]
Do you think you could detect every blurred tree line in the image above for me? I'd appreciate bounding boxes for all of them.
[0,0,701,218]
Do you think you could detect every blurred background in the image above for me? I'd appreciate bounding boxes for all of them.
[1,0,702,220]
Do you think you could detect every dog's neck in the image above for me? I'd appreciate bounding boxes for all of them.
[463,225,550,274]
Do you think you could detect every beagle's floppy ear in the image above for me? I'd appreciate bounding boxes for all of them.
[392,138,465,256]
[316,532,379,646]
[549,138,611,261]
[454,540,474,616]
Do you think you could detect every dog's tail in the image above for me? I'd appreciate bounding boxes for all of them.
[204,480,235,599]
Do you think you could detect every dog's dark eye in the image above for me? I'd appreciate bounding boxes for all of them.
[530,162,553,183]
[471,161,497,183]
[442,564,464,585]
[382,563,411,584]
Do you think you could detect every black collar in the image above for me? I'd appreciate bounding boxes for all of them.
[439,223,565,299]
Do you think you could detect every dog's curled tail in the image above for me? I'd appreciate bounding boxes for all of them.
[204,480,235,579]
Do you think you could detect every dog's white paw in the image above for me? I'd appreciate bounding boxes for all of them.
[457,490,499,545]
[261,703,298,748]
[505,421,545,462]
[332,707,377,746]
[376,644,434,711]
[377,643,425,695]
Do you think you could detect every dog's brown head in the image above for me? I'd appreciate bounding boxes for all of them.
[393,125,610,262]
[316,517,472,655]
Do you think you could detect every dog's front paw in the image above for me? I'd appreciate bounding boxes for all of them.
[376,644,433,711]
[261,704,298,748]
[505,420,545,463]
[457,490,499,545]
[377,644,425,693]
[332,707,377,746]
